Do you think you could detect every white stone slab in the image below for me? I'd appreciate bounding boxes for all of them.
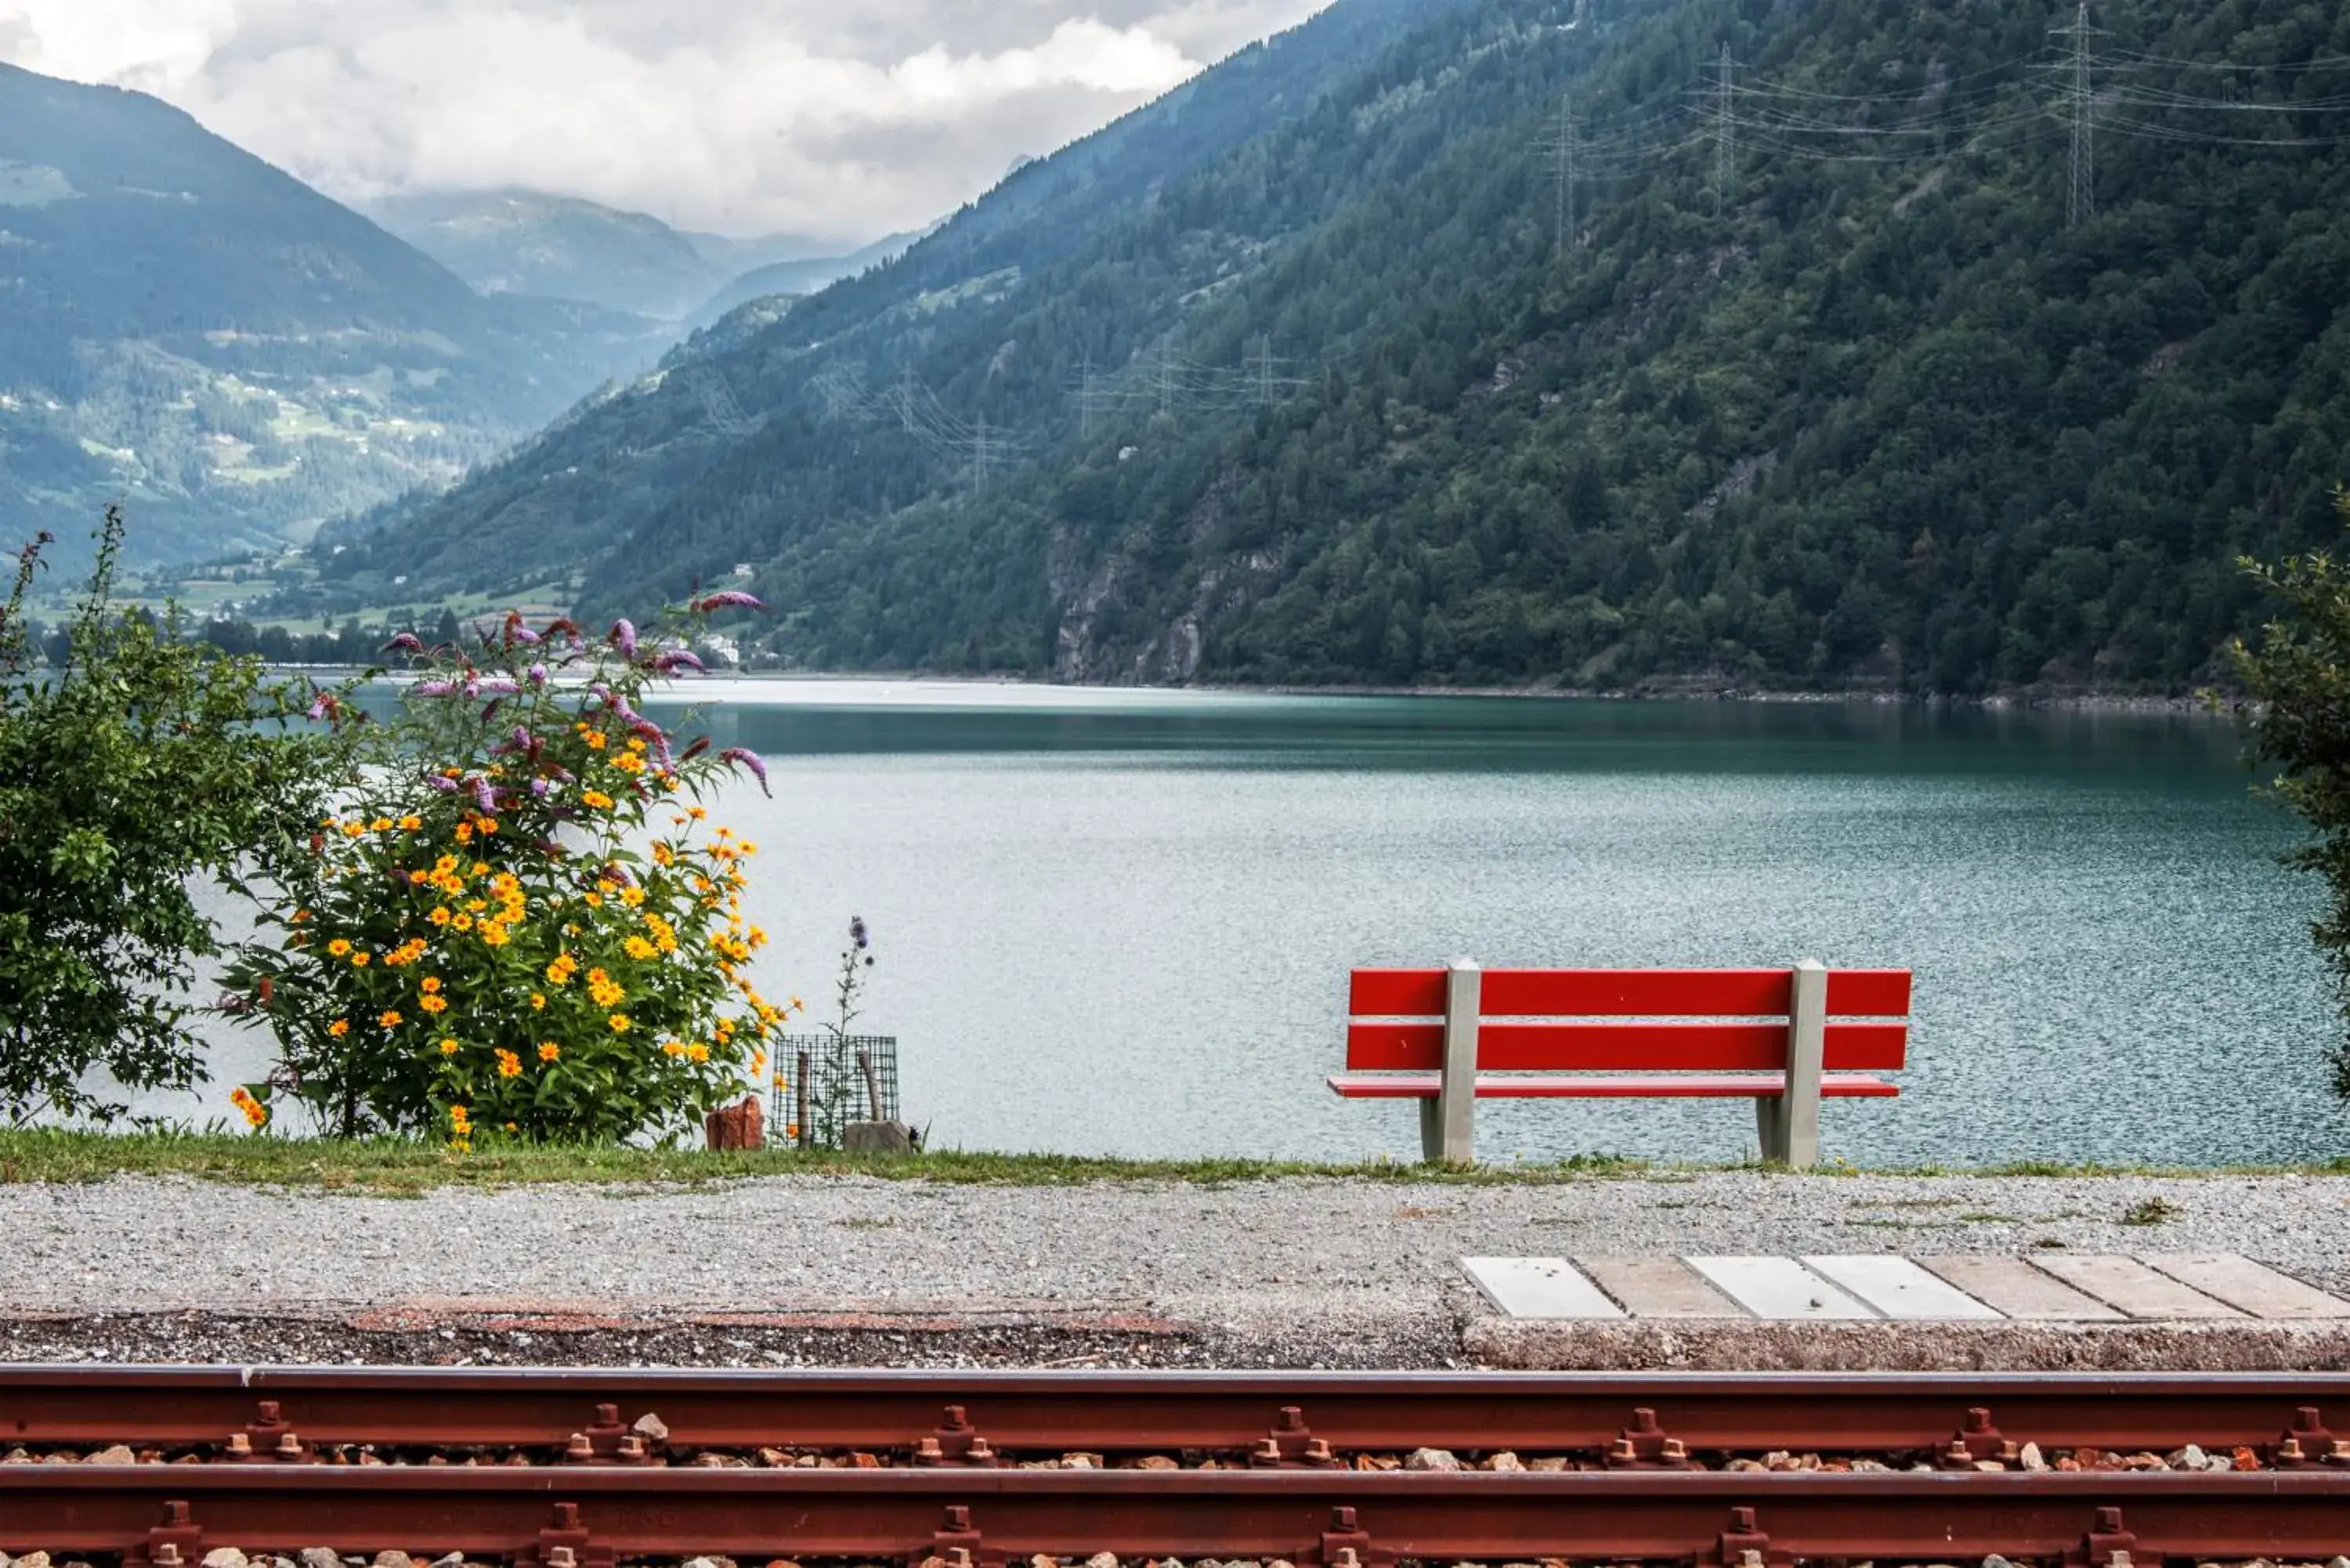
[1686,1255,1878,1320]
[1462,1256,1627,1319]
[2140,1255,2350,1321]
[1801,1255,2006,1321]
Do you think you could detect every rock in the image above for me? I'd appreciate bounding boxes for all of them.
[1061,1452,1103,1469]
[1086,1555,1121,1568]
[273,1557,298,1568]
[2325,1558,2350,1568]
[1849,1458,1892,1473]
[1404,1447,1461,1472]
[2018,1443,2047,1472]
[427,1556,463,1568]
[371,1552,413,1568]
[1527,1456,1570,1472]
[681,1558,725,1568]
[87,1445,136,1465]
[631,1412,670,1443]
[1133,1455,1180,1470]
[755,1448,791,1467]
[201,1552,248,1568]
[1726,1458,1769,1472]
[1484,1451,1525,1472]
[0,1448,27,1463]
[765,1560,803,1568]
[704,1095,764,1151]
[1983,1555,2019,1568]
[844,1120,917,1154]
[1030,1555,1058,1568]
[300,1550,341,1568]
[16,1554,49,1568]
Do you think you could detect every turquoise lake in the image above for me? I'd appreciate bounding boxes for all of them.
[171,681,2348,1166]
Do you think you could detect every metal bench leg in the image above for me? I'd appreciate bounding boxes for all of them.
[1426,959,1480,1164]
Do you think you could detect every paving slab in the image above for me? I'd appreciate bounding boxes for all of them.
[2141,1254,2350,1321]
[1686,1255,1876,1319]
[1461,1257,1624,1319]
[1578,1255,1745,1318]
[2032,1255,2247,1320]
[1800,1255,2005,1321]
[1915,1255,2128,1321]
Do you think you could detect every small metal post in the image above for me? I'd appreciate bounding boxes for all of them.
[1781,959,1828,1169]
[795,1050,812,1148]
[1428,959,1481,1163]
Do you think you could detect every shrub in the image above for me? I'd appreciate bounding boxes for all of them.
[225,599,798,1144]
[2237,486,2350,1099]
[0,510,350,1124]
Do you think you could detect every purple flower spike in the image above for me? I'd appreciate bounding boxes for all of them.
[528,663,549,685]
[692,590,765,612]
[609,619,639,659]
[475,677,520,696]
[721,746,771,796]
[512,625,540,646]
[380,632,425,656]
[425,775,459,793]
[303,688,334,721]
[530,777,551,798]
[412,679,455,697]
[653,649,705,674]
[472,776,497,815]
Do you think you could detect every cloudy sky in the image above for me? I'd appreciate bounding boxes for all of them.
[0,0,1331,242]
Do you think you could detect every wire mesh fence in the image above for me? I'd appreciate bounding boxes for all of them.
[770,1034,900,1147]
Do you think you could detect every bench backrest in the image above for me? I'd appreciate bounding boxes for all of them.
[1346,967,1911,1073]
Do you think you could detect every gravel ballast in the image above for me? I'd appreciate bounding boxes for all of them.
[5,1170,2348,1367]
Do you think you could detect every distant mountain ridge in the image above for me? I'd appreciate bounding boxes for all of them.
[0,62,670,564]
[367,188,724,320]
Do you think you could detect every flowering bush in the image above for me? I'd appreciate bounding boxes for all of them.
[225,598,798,1145]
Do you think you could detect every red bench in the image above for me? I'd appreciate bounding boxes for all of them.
[1331,960,1912,1167]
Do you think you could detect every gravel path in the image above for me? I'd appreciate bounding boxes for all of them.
[3,1170,2347,1367]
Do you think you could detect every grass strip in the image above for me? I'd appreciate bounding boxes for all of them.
[0,1130,2340,1196]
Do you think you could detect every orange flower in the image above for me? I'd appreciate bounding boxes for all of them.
[537,1042,560,1063]
[418,994,449,1014]
[421,977,443,994]
[328,1019,351,1038]
[439,1037,460,1056]
[378,1010,403,1028]
[326,938,352,957]
[530,992,547,1011]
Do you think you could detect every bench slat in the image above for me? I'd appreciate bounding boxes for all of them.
[1345,1020,1907,1073]
[1326,1071,1900,1100]
[1348,967,1911,1020]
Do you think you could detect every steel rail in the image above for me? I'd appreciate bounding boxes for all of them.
[5,1465,2349,1565]
[5,1367,2349,1459]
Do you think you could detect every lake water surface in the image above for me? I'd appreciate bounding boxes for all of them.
[172,682,2348,1167]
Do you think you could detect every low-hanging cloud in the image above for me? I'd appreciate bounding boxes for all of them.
[0,0,1332,240]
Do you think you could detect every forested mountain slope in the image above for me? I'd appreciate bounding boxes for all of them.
[367,189,723,320]
[0,65,668,564]
[326,0,2350,694]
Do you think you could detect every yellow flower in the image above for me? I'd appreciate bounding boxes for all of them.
[378,1010,403,1028]
[537,1042,560,1063]
[328,1019,350,1038]
[660,775,680,792]
[471,862,490,877]
[452,913,474,933]
[407,869,429,886]
[627,736,648,753]
[582,891,602,908]
[369,816,393,833]
[465,898,487,913]
[419,994,449,1015]
[496,1050,522,1078]
[651,843,674,867]
[612,752,645,775]
[620,885,645,907]
[420,977,443,995]
[398,815,422,831]
[439,1037,460,1056]
[326,938,352,957]
[478,818,499,835]
[581,789,615,810]
[350,952,371,967]
[341,822,367,838]
[530,992,546,1011]
[454,822,473,845]
[479,923,510,948]
[608,1013,631,1033]
[688,807,707,821]
[685,1042,710,1064]
[623,935,656,961]
[428,906,453,927]
[584,731,608,750]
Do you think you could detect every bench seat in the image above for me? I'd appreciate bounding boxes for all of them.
[1326,1071,1899,1100]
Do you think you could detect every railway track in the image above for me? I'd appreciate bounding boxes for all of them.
[2,1367,2348,1565]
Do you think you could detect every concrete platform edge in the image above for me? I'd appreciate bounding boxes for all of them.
[1463,1316,2350,1371]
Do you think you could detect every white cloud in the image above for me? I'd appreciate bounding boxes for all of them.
[0,0,1332,240]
